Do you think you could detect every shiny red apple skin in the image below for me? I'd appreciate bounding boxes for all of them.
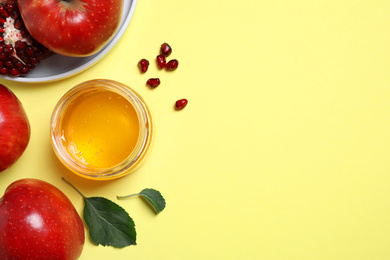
[0,179,85,260]
[0,84,30,173]
[18,0,123,57]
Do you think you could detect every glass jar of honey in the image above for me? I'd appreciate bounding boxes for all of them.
[50,79,153,180]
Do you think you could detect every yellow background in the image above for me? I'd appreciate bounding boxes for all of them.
[2,0,390,259]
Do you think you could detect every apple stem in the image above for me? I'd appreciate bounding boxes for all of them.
[61,177,86,199]
[116,193,140,200]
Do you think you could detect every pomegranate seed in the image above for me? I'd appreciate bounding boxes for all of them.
[25,46,35,57]
[138,59,149,73]
[165,59,179,71]
[8,67,20,76]
[146,78,160,88]
[0,6,8,18]
[15,40,27,50]
[0,52,6,61]
[15,60,23,68]
[29,57,39,64]
[6,3,14,14]
[20,66,29,74]
[5,45,13,54]
[156,54,166,69]
[160,43,172,57]
[14,19,23,30]
[0,67,7,75]
[175,99,188,110]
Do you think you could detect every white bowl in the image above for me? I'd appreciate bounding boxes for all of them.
[0,0,137,83]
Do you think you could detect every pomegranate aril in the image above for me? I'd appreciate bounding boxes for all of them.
[20,66,29,74]
[138,59,149,73]
[24,46,35,57]
[160,43,172,57]
[0,67,7,75]
[0,7,8,18]
[27,63,35,70]
[165,59,179,71]
[13,19,23,30]
[8,67,19,76]
[0,52,6,60]
[146,78,161,88]
[15,40,27,50]
[29,57,39,64]
[6,3,15,14]
[156,54,166,69]
[5,45,13,54]
[15,60,23,68]
[175,99,188,110]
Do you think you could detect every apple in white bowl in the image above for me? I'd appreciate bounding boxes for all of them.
[18,0,124,57]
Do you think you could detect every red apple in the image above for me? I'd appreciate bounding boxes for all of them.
[0,179,85,259]
[17,0,123,57]
[0,84,30,173]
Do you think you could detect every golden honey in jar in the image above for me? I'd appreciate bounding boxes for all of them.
[50,79,153,180]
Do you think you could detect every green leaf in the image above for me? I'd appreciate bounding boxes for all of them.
[117,188,166,214]
[83,196,136,248]
[139,189,166,214]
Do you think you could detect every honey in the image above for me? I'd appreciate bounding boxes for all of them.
[51,79,153,180]
[60,89,140,169]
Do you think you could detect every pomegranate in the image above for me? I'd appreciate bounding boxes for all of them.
[138,58,149,73]
[156,54,166,70]
[175,99,188,110]
[166,59,179,71]
[0,1,52,77]
[146,78,160,88]
[160,43,172,57]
